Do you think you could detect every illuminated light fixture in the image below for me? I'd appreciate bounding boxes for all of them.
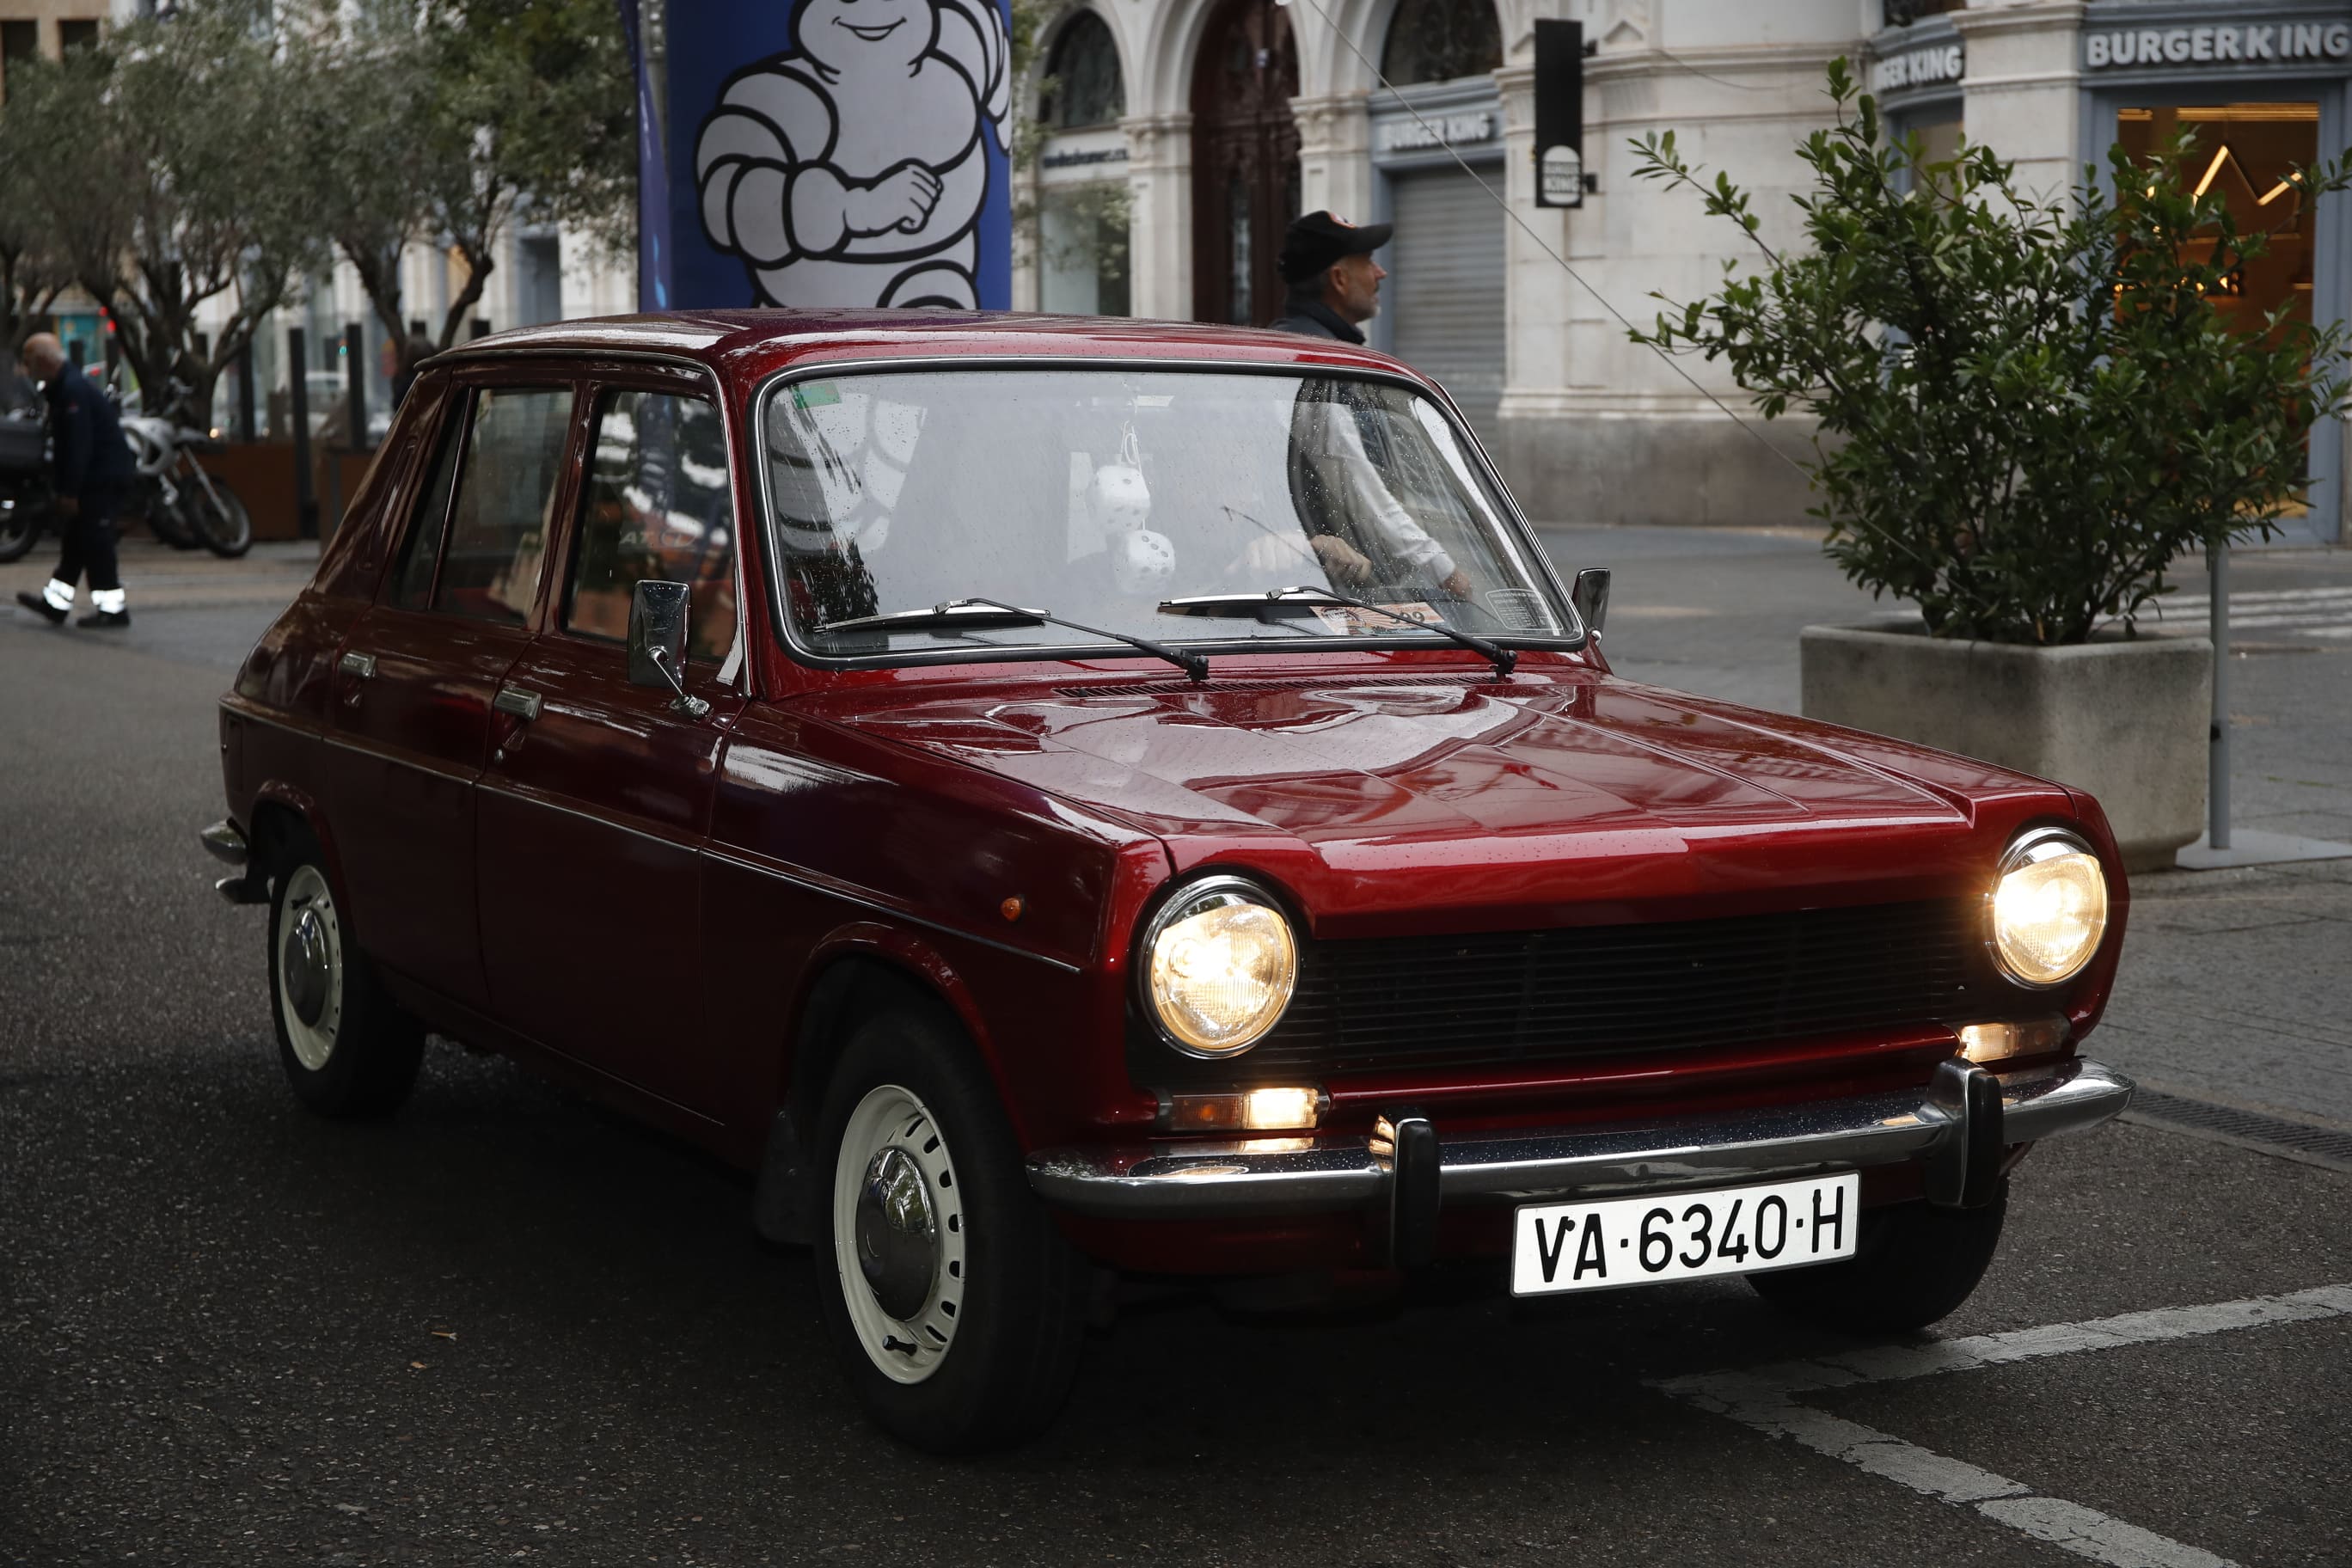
[1957,1016,2070,1065]
[1162,1087,1324,1133]
[2191,144,2233,199]
[2258,175,2300,206]
[1142,878,1299,1057]
[1988,830,2110,988]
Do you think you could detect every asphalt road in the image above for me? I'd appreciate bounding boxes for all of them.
[3,547,2349,1567]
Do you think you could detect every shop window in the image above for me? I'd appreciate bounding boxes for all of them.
[1041,185,1130,316]
[2118,102,2321,512]
[1043,10,1124,129]
[1380,0,1501,88]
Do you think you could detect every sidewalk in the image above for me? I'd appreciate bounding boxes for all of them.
[1539,522,2352,1140]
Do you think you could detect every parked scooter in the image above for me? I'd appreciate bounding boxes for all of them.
[119,378,251,559]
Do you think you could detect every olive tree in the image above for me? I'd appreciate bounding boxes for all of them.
[299,0,634,384]
[1629,59,2352,646]
[15,7,322,424]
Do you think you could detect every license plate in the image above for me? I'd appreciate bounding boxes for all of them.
[1510,1173,1859,1296]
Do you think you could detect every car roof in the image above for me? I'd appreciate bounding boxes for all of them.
[427,309,1426,390]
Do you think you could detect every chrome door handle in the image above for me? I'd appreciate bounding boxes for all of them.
[339,651,377,679]
[493,685,542,721]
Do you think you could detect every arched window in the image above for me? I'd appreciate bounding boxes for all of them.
[1379,0,1502,88]
[1043,11,1125,129]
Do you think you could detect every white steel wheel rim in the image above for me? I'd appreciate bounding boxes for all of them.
[831,1082,967,1386]
[276,865,344,1072]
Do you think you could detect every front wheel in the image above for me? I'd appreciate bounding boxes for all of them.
[267,829,424,1118]
[1747,1180,2008,1335]
[812,1006,1088,1453]
[187,471,252,558]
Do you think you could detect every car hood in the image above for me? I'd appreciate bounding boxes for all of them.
[814,667,2065,929]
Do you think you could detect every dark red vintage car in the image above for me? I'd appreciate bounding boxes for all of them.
[203,311,2131,1451]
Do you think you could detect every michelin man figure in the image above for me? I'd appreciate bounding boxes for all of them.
[695,0,1010,309]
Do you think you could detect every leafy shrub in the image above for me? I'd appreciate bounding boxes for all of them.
[1629,59,2350,646]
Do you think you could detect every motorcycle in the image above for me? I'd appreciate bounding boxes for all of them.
[119,377,251,559]
[0,377,254,562]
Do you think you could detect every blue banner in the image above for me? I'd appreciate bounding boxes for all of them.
[640,0,1013,312]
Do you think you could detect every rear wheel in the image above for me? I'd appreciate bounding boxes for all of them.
[1747,1180,2008,1334]
[812,1005,1088,1453]
[267,829,424,1118]
[0,479,41,562]
[142,484,199,548]
[187,472,252,558]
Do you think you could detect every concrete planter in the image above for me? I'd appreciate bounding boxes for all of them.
[1800,622,2212,873]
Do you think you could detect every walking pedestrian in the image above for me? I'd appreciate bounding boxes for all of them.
[13,332,134,629]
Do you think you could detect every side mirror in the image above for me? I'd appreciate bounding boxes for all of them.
[1571,567,1611,641]
[628,579,711,719]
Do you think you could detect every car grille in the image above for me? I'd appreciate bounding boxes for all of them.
[1215,898,1989,1080]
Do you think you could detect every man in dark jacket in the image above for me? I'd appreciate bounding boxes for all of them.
[14,333,134,628]
[1267,211,1473,598]
[1267,210,1391,342]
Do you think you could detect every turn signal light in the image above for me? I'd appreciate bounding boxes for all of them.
[1957,1016,2070,1065]
[1164,1087,1324,1133]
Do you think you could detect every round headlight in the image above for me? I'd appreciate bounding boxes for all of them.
[1142,879,1297,1057]
[1989,830,2109,988]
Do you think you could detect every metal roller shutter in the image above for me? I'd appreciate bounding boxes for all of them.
[1387,164,1507,448]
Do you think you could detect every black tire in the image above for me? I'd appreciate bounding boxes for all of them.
[812,1003,1088,1454]
[266,826,424,1119]
[1747,1180,2008,1335]
[143,486,199,549]
[189,474,252,558]
[0,481,40,562]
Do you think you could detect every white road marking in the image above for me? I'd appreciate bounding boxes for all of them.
[1652,1283,2352,1568]
[2150,587,2352,642]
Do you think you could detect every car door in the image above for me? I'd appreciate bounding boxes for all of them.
[475,372,746,1116]
[321,377,580,1008]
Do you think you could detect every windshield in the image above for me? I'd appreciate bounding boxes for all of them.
[760,367,1575,661]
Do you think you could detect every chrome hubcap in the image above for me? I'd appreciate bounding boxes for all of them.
[275,865,343,1072]
[831,1083,966,1385]
[855,1146,940,1321]
[282,909,330,1026]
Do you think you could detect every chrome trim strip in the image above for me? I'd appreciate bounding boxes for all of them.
[1026,1057,2135,1217]
[744,354,1588,675]
[474,779,700,857]
[699,844,1085,974]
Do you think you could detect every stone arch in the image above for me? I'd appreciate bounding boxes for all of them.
[1032,4,1130,129]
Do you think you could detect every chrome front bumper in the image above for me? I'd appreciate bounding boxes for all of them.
[1028,1057,2133,1230]
[199,819,269,905]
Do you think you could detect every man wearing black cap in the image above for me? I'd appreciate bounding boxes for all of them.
[1268,210,1391,341]
[1266,211,1473,598]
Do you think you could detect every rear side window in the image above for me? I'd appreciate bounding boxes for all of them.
[388,400,466,609]
[564,389,736,662]
[433,386,575,624]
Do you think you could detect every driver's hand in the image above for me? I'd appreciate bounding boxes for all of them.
[1438,567,1473,598]
[1310,534,1373,585]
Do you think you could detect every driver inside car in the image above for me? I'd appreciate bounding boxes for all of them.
[1286,376,1474,602]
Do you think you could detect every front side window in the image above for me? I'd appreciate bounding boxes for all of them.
[565,389,737,662]
[434,386,574,624]
[388,397,466,609]
[761,367,1570,662]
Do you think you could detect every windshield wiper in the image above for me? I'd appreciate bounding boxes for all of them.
[1157,587,1517,678]
[818,597,1208,682]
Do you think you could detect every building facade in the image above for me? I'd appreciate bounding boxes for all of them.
[1017,0,2350,539]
